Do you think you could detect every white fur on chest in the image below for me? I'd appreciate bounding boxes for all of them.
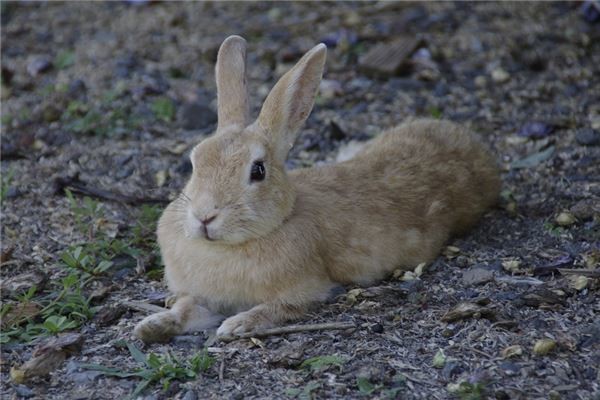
[163,238,277,315]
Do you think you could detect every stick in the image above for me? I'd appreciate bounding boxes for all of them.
[218,321,355,342]
[218,358,225,384]
[122,301,167,314]
[54,175,169,205]
[558,268,600,278]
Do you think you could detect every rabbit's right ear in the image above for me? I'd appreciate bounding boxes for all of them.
[256,44,327,163]
[216,35,249,130]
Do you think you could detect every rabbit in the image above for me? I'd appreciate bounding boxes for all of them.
[133,35,501,343]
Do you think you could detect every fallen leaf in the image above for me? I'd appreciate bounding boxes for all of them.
[0,272,47,298]
[566,275,589,291]
[441,302,495,322]
[510,145,555,169]
[502,259,521,273]
[500,345,523,359]
[1,302,41,328]
[443,246,461,258]
[533,339,556,355]
[555,212,576,226]
[432,348,446,368]
[11,333,84,383]
[155,170,167,187]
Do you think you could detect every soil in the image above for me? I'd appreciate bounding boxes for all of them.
[1,2,599,400]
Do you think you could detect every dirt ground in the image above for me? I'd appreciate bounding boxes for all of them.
[1,2,599,399]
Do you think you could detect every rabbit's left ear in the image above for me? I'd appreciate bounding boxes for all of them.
[256,43,327,162]
[216,35,249,130]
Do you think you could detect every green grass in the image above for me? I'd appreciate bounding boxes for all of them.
[1,192,163,344]
[82,342,214,399]
[1,168,15,202]
[151,97,176,122]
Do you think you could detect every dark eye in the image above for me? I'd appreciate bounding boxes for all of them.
[250,161,266,182]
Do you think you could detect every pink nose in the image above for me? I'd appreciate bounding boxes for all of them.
[200,214,217,226]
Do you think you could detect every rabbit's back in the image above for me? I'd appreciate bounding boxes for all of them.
[291,119,500,285]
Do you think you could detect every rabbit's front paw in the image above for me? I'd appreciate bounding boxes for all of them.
[134,311,182,344]
[216,310,273,337]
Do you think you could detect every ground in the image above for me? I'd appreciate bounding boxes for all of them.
[1,2,599,400]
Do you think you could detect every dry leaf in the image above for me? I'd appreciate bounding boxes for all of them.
[566,275,589,291]
[443,246,461,258]
[414,262,427,277]
[250,337,265,349]
[555,212,576,226]
[502,259,521,273]
[11,333,83,383]
[501,345,523,359]
[533,339,556,355]
[155,170,168,187]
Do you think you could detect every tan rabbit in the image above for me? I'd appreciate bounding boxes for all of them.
[134,35,500,343]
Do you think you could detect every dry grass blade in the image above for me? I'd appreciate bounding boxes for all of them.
[218,322,356,342]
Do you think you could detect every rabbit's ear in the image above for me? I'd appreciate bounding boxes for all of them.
[256,43,327,162]
[216,35,249,130]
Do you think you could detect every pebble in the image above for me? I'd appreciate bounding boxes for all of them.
[462,267,495,286]
[575,128,600,146]
[474,75,487,88]
[15,385,35,398]
[68,79,87,97]
[177,102,217,130]
[319,79,342,100]
[180,390,198,400]
[491,68,510,83]
[570,199,598,220]
[555,212,576,226]
[27,56,53,76]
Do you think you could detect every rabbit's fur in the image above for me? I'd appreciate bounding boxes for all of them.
[134,36,500,343]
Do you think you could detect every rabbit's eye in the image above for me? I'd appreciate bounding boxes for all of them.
[250,161,266,182]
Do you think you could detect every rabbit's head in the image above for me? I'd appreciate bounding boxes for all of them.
[181,36,326,244]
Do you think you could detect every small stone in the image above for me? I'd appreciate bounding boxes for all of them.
[462,267,495,286]
[500,345,523,359]
[555,212,576,226]
[370,323,384,334]
[43,104,62,123]
[570,199,599,220]
[474,75,487,88]
[455,255,469,268]
[533,338,556,355]
[319,79,342,100]
[502,259,520,273]
[181,391,198,400]
[575,128,600,146]
[518,122,553,139]
[27,56,53,76]
[68,79,87,97]
[548,390,561,400]
[177,102,217,130]
[566,275,589,291]
[14,385,35,398]
[491,68,510,83]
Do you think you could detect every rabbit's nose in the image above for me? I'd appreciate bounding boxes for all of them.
[200,214,217,226]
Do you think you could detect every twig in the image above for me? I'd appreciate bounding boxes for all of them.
[218,357,225,384]
[218,321,356,342]
[122,301,167,314]
[558,268,600,278]
[54,175,169,205]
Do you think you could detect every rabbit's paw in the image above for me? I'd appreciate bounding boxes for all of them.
[216,310,273,337]
[134,311,182,344]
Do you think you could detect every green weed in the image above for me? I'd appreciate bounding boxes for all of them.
[1,168,15,202]
[55,50,76,69]
[300,355,346,372]
[82,342,214,399]
[151,97,175,122]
